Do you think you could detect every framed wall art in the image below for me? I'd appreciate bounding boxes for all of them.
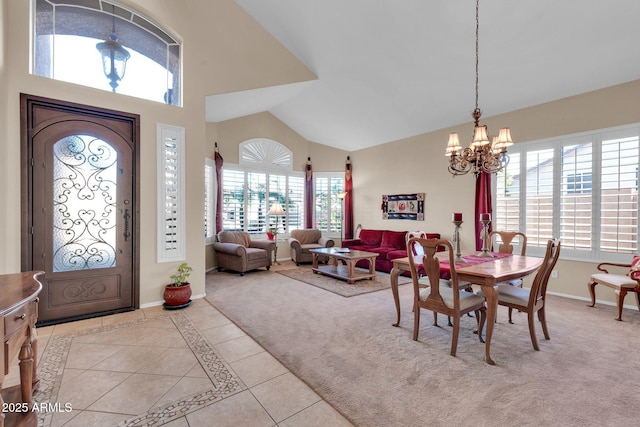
[382,193,424,220]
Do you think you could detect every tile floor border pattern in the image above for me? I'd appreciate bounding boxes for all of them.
[33,312,246,427]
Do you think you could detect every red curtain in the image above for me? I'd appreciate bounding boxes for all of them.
[305,157,313,228]
[474,171,493,250]
[344,156,354,239]
[214,144,224,233]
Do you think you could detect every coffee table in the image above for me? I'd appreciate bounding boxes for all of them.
[310,248,379,284]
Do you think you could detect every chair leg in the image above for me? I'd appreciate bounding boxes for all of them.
[413,302,420,341]
[615,289,627,321]
[635,291,640,311]
[527,311,539,351]
[587,280,597,307]
[475,309,486,344]
[538,307,550,340]
[433,311,439,327]
[450,315,460,357]
[508,307,514,324]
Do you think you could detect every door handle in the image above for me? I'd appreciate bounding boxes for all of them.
[124,208,131,241]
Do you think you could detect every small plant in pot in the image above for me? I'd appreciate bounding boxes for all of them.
[266,227,278,240]
[163,262,193,309]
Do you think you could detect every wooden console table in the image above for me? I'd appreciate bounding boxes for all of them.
[0,271,43,427]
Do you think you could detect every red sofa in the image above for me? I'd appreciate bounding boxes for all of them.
[342,229,441,273]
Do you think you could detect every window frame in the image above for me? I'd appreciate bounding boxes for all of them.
[221,164,305,237]
[313,172,345,237]
[157,123,186,262]
[204,158,216,245]
[32,0,182,105]
[494,123,640,263]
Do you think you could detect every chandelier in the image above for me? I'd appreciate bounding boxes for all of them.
[96,4,130,93]
[445,0,513,177]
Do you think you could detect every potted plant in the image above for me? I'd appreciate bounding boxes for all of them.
[163,262,193,309]
[266,227,278,240]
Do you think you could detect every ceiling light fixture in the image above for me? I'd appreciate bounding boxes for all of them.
[445,0,514,177]
[96,3,130,93]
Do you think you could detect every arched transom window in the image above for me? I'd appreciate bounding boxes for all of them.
[240,139,293,169]
[33,0,181,106]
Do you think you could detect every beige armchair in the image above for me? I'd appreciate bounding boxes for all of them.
[213,231,275,275]
[288,229,335,265]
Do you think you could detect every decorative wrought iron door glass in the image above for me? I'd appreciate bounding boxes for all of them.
[52,135,117,272]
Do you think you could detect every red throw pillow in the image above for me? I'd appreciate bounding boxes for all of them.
[629,255,640,280]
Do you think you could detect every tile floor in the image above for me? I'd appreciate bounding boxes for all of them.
[2,298,352,427]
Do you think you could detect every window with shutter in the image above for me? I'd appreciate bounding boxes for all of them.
[157,124,185,262]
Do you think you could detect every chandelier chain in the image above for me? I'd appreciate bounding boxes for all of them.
[475,0,480,112]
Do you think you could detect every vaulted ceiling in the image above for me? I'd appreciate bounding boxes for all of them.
[206,1,640,151]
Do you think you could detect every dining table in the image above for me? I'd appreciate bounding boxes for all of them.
[390,253,544,365]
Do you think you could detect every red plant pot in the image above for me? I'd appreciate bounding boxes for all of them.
[163,283,192,308]
[266,232,275,240]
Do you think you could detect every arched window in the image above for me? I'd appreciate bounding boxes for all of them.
[221,139,304,235]
[239,138,293,169]
[33,0,181,106]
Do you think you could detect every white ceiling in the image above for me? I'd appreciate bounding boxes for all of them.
[206,0,640,151]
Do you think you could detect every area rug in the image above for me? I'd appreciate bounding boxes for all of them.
[275,266,410,297]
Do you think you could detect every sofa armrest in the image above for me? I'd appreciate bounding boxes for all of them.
[288,237,302,251]
[250,240,276,251]
[319,237,335,248]
[342,238,361,248]
[212,242,246,256]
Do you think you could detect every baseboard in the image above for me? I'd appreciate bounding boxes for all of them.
[140,293,205,309]
[547,290,638,310]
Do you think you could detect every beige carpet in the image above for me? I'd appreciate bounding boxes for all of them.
[206,268,640,427]
[276,266,411,297]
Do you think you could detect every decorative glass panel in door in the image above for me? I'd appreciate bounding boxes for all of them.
[52,135,118,272]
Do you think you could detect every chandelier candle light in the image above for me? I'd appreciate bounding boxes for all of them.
[452,213,466,263]
[445,0,514,177]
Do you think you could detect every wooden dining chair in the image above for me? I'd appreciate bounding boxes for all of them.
[407,237,486,356]
[495,238,561,351]
[490,230,527,256]
[490,231,527,287]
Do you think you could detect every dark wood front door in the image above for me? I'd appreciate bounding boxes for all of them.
[21,94,140,325]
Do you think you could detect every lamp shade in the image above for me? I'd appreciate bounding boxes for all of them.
[471,125,490,147]
[268,202,285,216]
[445,132,462,156]
[337,191,348,199]
[496,127,513,147]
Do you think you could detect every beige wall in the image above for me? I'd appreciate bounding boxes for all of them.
[0,0,315,306]
[351,79,640,306]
